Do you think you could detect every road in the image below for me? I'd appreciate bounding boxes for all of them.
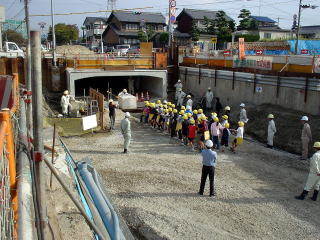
[64,110,320,240]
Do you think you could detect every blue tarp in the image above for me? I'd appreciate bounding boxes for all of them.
[245,50,289,55]
[287,40,320,55]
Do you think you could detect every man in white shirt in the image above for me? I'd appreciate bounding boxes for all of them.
[205,87,214,112]
[174,80,183,101]
[186,95,193,111]
[267,114,276,148]
[60,90,72,117]
[120,112,132,154]
[300,116,312,160]
[239,103,248,123]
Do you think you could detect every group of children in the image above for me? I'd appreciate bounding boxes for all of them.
[140,100,245,153]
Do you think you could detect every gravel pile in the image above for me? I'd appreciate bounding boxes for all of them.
[64,109,320,240]
[56,45,93,55]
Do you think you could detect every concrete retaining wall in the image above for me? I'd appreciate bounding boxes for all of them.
[179,66,320,115]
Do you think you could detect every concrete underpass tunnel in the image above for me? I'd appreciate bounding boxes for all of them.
[74,75,165,99]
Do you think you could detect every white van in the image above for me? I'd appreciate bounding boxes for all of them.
[115,44,130,55]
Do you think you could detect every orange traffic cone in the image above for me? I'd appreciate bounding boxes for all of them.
[146,91,150,101]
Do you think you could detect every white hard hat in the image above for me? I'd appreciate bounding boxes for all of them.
[208,87,211,90]
[109,99,113,103]
[267,114,274,119]
[186,106,191,110]
[178,88,182,91]
[163,100,167,104]
[63,90,69,95]
[187,95,191,98]
[225,106,231,111]
[240,103,245,107]
[301,116,308,121]
[123,89,127,93]
[205,140,213,148]
[178,79,181,82]
[125,112,131,118]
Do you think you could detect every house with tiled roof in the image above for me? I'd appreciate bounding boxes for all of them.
[102,11,166,46]
[83,17,108,47]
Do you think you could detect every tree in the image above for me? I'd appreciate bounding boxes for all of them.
[190,21,200,42]
[138,26,155,42]
[237,9,257,30]
[48,23,79,45]
[159,32,169,47]
[2,29,26,46]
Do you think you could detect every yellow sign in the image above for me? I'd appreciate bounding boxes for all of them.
[211,37,217,43]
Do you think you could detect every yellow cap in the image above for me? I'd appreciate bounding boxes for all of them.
[198,109,203,114]
[157,100,161,104]
[201,115,207,120]
[190,119,195,124]
[193,110,198,114]
[225,123,230,128]
[171,104,175,108]
[163,105,167,109]
[168,108,173,112]
[187,113,192,118]
[238,121,244,127]
[167,102,172,105]
[211,112,217,117]
[183,114,188,120]
[179,110,185,115]
[213,117,219,122]
[313,142,320,148]
[173,109,178,113]
[151,103,156,108]
[181,106,186,110]
[222,115,228,120]
[159,104,163,108]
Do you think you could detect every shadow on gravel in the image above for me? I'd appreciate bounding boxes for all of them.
[116,191,199,199]
[67,149,122,155]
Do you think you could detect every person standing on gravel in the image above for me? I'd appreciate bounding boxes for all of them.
[199,140,217,197]
[60,90,72,117]
[174,80,183,101]
[239,103,248,123]
[301,116,312,160]
[267,114,276,149]
[120,112,131,154]
[108,99,117,130]
[295,141,320,201]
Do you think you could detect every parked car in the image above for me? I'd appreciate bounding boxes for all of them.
[114,44,130,55]
[127,46,140,54]
[104,46,115,53]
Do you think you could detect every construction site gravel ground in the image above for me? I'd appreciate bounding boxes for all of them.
[63,110,320,240]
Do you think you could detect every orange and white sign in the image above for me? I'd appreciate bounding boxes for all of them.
[238,38,245,60]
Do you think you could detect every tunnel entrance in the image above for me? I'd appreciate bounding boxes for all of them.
[74,75,165,98]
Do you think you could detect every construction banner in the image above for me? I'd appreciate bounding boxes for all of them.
[238,38,245,60]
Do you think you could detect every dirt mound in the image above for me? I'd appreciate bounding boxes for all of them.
[56,45,93,55]
[237,103,320,156]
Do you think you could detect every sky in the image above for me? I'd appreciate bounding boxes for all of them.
[1,0,320,34]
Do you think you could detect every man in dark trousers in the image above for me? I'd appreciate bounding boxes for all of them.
[199,140,217,197]
[108,99,117,130]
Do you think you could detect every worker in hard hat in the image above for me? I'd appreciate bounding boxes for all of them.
[239,103,248,123]
[108,99,117,130]
[186,95,193,111]
[205,87,214,113]
[174,79,183,101]
[176,88,186,107]
[230,121,245,153]
[120,112,131,154]
[295,141,320,201]
[188,119,197,150]
[215,97,223,117]
[60,90,72,117]
[220,123,230,152]
[210,117,223,150]
[198,140,217,197]
[267,114,276,148]
[301,116,312,160]
[118,88,128,97]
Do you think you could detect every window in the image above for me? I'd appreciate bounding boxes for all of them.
[94,24,101,29]
[264,32,272,39]
[126,23,139,30]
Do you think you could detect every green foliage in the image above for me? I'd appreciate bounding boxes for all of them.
[190,21,200,42]
[235,34,260,42]
[138,26,155,42]
[237,9,257,30]
[159,32,169,46]
[48,23,79,45]
[2,29,25,46]
[203,11,235,43]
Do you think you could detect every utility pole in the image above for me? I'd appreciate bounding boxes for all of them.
[31,31,47,240]
[50,0,57,66]
[294,0,302,55]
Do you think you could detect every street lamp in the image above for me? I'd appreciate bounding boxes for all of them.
[294,1,318,54]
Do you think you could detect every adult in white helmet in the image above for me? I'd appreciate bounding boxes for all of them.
[118,88,128,97]
[176,88,186,107]
[60,90,72,117]
[205,87,214,112]
[186,95,193,111]
[198,140,217,197]
[239,103,248,123]
[267,114,276,148]
[174,79,183,100]
[300,116,312,160]
[120,112,131,153]
[295,141,320,201]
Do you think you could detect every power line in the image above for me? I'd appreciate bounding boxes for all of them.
[7,0,19,12]
[30,6,154,17]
